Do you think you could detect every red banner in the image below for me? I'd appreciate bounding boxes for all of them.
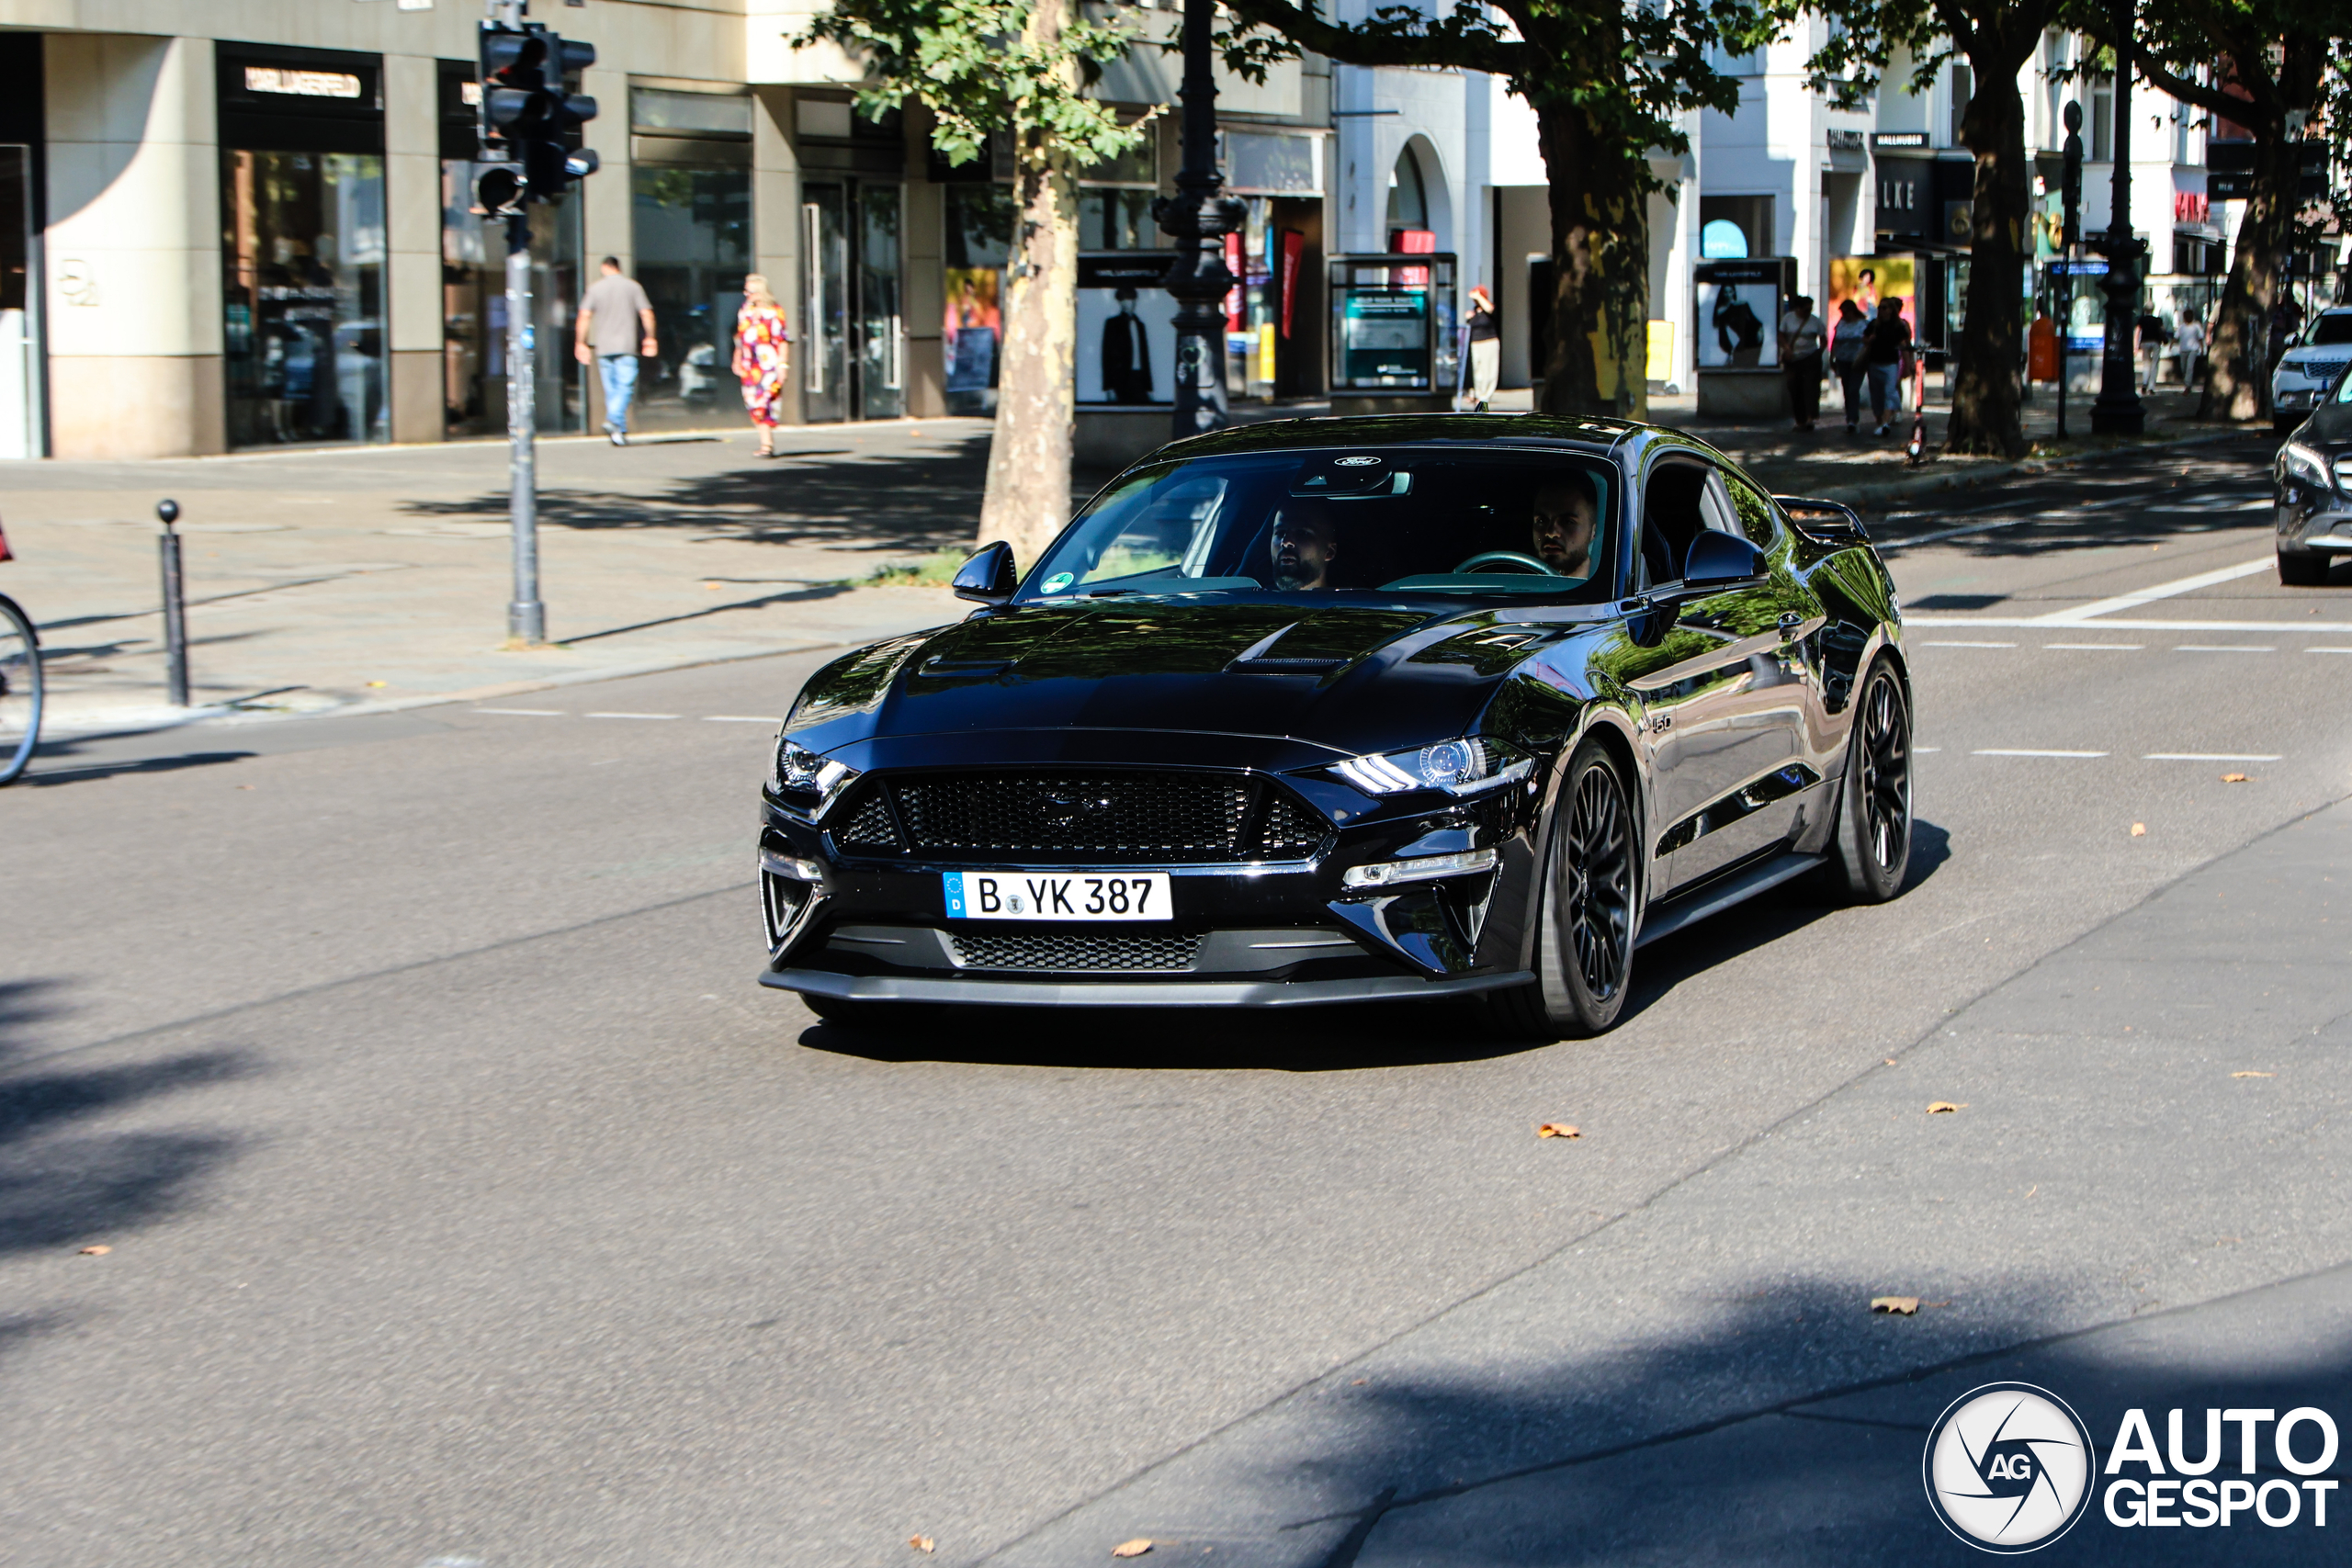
[1279,230,1303,340]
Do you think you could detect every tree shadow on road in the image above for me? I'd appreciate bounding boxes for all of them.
[0,979,255,1259]
[1146,1268,2352,1567]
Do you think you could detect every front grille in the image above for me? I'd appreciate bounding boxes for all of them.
[866,772,1328,864]
[833,791,901,852]
[947,931,1201,972]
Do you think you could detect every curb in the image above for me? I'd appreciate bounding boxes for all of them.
[1800,426,2261,512]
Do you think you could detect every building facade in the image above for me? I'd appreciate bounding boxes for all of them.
[0,0,1340,459]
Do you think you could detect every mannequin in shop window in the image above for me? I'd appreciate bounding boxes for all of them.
[1100,288,1154,403]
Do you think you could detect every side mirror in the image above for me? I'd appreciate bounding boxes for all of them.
[1771,495,1870,545]
[1680,530,1769,590]
[952,540,1019,605]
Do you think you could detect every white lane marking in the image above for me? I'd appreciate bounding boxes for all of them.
[2174,644,2275,653]
[2043,642,2143,650]
[2144,752,2283,761]
[2036,557,2277,624]
[1908,616,2352,633]
[475,707,564,716]
[1922,639,2017,648]
[2308,647,2352,654]
[1972,749,2109,758]
[704,715,784,724]
[584,711,681,720]
[1915,746,1942,753]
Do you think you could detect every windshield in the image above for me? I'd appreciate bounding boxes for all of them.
[2308,313,2352,347]
[1027,449,1619,601]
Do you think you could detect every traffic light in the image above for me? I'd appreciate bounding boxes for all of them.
[476,20,600,205]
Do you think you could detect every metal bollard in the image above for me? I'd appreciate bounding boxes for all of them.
[157,498,188,707]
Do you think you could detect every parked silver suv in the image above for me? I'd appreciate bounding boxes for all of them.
[2271,307,2352,432]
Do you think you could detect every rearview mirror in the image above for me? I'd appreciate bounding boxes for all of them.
[1772,495,1870,544]
[1681,531,1769,590]
[952,540,1019,605]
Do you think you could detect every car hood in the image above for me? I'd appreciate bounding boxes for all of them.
[786,596,1590,763]
[2298,400,2352,444]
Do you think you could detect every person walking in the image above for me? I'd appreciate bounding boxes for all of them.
[1779,292,1826,431]
[1861,297,1912,436]
[2177,309,2207,390]
[1465,285,1501,408]
[731,274,793,458]
[1829,298,1869,433]
[576,256,657,446]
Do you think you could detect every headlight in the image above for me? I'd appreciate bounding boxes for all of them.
[772,736,860,818]
[2281,442,2331,490]
[1330,737,1534,796]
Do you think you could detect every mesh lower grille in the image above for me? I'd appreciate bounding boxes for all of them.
[947,931,1201,973]
[882,772,1325,863]
[833,791,901,852]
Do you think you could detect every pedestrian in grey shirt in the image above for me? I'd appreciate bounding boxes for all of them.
[575,257,657,445]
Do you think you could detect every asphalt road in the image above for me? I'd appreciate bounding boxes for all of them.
[6,436,2352,1566]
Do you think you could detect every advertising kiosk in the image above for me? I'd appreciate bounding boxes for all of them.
[1328,253,1458,413]
[1693,256,1797,418]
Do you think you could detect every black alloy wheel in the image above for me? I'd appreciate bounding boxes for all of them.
[1489,737,1637,1039]
[1828,658,1913,902]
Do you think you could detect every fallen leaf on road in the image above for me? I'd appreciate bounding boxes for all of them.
[1884,1058,1898,1066]
[2222,773,2251,784]
[1926,1101,1967,1114]
[2232,1071,2275,1078]
[2131,823,2146,837]
[78,1245,109,1256]
[910,1537,935,1554]
[1113,1541,1154,1559]
[1536,1122,1581,1139]
[1871,1296,1921,1314]
[366,680,389,688]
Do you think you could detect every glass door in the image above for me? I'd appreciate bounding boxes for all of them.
[0,145,38,458]
[802,183,850,423]
[856,183,905,420]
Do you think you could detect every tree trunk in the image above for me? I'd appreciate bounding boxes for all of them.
[1946,69,2029,457]
[1533,99,1649,419]
[2200,132,2298,423]
[976,0,1081,568]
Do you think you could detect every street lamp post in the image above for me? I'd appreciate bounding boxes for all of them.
[1154,0,1243,440]
[2090,0,2145,434]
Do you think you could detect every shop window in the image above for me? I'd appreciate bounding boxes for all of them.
[630,163,752,431]
[221,151,388,447]
[944,184,1014,415]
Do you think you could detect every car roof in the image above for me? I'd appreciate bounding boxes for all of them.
[1149,412,1638,460]
[1136,412,1742,479]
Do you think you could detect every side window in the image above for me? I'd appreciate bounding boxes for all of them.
[1638,459,1709,585]
[1719,470,1782,549]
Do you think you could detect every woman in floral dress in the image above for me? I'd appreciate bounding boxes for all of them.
[732,275,792,457]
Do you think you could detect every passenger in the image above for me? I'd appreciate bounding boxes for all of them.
[1271,502,1340,590]
[1531,469,1599,579]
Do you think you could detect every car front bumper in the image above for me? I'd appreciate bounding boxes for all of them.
[2276,500,2352,552]
[755,767,1544,1006]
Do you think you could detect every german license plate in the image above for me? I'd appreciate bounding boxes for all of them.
[943,872,1172,921]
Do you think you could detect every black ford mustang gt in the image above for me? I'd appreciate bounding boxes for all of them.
[758,414,1913,1037]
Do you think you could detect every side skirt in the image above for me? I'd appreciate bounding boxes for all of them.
[1636,851,1825,949]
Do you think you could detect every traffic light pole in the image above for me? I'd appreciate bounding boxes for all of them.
[504,211,545,647]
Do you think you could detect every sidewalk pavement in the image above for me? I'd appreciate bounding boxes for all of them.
[3,387,2235,738]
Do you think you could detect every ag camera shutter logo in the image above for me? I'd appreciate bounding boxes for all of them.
[1923,1382,2096,1552]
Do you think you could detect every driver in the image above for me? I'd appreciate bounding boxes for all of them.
[1532,469,1599,579]
[1271,502,1340,591]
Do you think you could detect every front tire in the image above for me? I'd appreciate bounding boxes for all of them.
[1488,738,1638,1039]
[2278,547,2330,586]
[1826,658,1914,902]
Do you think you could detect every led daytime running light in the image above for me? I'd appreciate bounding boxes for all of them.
[1341,848,1499,888]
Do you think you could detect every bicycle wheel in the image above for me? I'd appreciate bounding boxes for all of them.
[0,592,42,785]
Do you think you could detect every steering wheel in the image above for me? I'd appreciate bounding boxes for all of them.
[1453,550,1559,576]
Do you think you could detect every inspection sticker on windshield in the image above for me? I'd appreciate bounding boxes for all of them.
[944,872,1172,921]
